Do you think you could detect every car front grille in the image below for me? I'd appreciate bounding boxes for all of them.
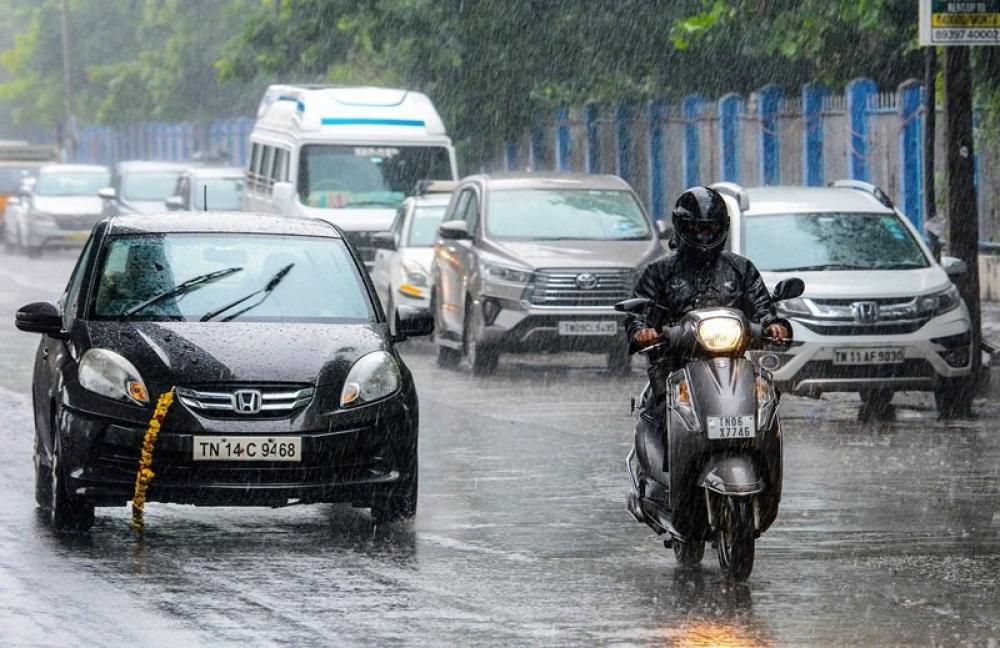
[791,296,933,336]
[176,384,314,419]
[527,268,634,308]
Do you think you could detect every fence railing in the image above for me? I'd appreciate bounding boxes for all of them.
[76,118,256,168]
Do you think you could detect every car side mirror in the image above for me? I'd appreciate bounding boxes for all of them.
[164,196,184,211]
[15,302,64,337]
[656,219,673,240]
[98,187,116,201]
[941,256,967,277]
[394,305,434,340]
[272,181,295,212]
[772,278,805,301]
[372,231,397,251]
[614,297,652,314]
[438,220,471,241]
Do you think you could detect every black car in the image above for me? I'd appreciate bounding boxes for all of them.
[15,212,433,531]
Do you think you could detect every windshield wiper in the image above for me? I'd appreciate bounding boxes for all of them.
[123,266,243,317]
[199,263,295,322]
[769,263,867,272]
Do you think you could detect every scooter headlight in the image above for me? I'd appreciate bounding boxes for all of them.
[696,317,744,353]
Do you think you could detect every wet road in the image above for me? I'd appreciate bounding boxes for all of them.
[0,248,998,647]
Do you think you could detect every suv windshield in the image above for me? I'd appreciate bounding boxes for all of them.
[743,212,930,271]
[408,204,447,246]
[122,171,184,201]
[93,234,374,323]
[486,189,651,241]
[298,144,452,209]
[34,170,111,197]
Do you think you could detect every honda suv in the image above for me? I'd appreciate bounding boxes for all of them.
[714,180,974,419]
[430,173,666,375]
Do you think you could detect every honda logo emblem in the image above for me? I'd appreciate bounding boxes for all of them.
[851,301,880,324]
[575,272,598,290]
[232,389,262,415]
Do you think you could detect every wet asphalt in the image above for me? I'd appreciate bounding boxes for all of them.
[0,248,998,647]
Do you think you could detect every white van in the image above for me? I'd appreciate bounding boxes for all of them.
[244,85,459,269]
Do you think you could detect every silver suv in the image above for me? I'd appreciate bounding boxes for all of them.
[430,173,666,374]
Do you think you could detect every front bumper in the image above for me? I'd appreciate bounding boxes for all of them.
[27,220,92,249]
[477,296,626,353]
[754,307,973,395]
[60,394,417,507]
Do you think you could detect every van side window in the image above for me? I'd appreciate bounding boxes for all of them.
[260,146,275,193]
[248,144,261,190]
[273,149,289,183]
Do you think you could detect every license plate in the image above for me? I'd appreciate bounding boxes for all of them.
[557,321,618,336]
[833,348,905,366]
[706,415,756,440]
[192,436,302,462]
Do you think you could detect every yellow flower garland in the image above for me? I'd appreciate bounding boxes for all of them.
[131,388,175,532]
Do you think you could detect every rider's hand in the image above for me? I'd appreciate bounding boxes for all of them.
[633,328,660,348]
[766,323,791,341]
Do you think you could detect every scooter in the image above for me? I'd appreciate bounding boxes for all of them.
[616,278,804,581]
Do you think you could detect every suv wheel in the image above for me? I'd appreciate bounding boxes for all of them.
[431,290,461,368]
[935,378,974,419]
[464,301,497,376]
[858,388,894,422]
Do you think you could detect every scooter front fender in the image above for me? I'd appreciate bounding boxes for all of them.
[698,455,763,495]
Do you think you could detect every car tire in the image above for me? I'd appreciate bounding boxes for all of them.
[49,434,95,532]
[934,377,974,419]
[607,342,632,375]
[858,388,894,422]
[464,300,497,376]
[371,465,418,524]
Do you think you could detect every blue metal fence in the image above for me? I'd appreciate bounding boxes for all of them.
[76,117,255,168]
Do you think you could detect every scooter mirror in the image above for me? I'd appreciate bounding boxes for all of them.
[614,297,652,314]
[772,278,805,301]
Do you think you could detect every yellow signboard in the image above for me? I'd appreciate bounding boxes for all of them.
[920,0,1000,44]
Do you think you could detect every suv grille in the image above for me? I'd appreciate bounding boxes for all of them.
[176,384,314,419]
[790,297,933,336]
[527,268,634,307]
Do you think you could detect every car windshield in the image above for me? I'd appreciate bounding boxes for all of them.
[407,205,448,246]
[34,169,111,197]
[92,233,374,323]
[122,170,184,201]
[743,212,930,271]
[486,189,652,241]
[298,144,452,209]
[0,166,36,192]
[193,177,245,210]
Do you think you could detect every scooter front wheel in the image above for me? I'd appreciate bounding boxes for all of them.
[716,496,755,581]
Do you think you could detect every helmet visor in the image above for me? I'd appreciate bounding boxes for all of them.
[677,218,726,248]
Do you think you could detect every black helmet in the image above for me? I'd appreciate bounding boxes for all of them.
[672,186,729,258]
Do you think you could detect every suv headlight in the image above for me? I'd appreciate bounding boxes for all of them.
[918,285,962,316]
[399,259,429,297]
[78,348,149,405]
[340,351,400,407]
[696,317,744,352]
[776,298,810,316]
[481,262,532,284]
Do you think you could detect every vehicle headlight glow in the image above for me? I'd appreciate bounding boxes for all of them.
[481,262,532,284]
[340,351,401,407]
[918,285,962,316]
[78,348,149,405]
[776,298,810,316]
[696,317,744,352]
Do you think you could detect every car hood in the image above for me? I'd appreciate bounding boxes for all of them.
[33,195,103,215]
[85,321,388,388]
[761,266,952,299]
[485,238,662,270]
[297,204,397,233]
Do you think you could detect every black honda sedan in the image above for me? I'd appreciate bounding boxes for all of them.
[15,212,432,531]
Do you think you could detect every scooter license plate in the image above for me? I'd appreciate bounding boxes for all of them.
[706,416,756,440]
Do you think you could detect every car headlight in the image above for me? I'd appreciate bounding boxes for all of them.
[917,285,962,316]
[78,348,149,405]
[776,298,810,316]
[340,351,401,407]
[399,259,429,298]
[696,317,744,353]
[481,262,532,284]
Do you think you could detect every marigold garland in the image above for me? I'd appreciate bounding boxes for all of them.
[131,388,175,532]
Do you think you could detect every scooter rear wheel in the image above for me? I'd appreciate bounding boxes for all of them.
[672,538,705,566]
[716,496,755,581]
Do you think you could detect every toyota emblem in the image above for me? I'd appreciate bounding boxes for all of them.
[575,273,598,290]
[233,389,262,415]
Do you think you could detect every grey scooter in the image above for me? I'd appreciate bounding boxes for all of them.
[617,278,804,581]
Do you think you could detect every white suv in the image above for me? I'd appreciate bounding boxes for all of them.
[714,180,973,419]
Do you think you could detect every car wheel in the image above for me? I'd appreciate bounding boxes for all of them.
[934,377,974,419]
[371,465,418,524]
[858,388,894,422]
[49,434,95,532]
[34,433,52,508]
[464,300,497,376]
[607,342,632,375]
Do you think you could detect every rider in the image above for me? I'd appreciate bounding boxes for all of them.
[625,186,790,455]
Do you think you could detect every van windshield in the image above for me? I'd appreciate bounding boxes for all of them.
[298,144,452,209]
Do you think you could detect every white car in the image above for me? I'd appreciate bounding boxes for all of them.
[714,180,973,419]
[371,182,455,324]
